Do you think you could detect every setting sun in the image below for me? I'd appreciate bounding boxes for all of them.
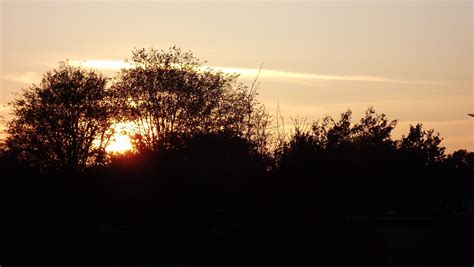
[106,134,133,154]
[104,122,135,154]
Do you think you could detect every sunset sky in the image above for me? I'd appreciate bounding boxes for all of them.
[1,1,472,152]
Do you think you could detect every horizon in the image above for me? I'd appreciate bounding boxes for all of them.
[1,1,472,152]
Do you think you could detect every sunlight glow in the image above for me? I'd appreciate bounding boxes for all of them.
[105,123,134,154]
[106,134,133,154]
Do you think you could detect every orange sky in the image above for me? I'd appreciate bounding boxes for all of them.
[1,1,472,152]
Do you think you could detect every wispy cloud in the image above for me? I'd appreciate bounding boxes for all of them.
[70,60,133,70]
[69,59,442,86]
[215,67,443,85]
[1,72,42,85]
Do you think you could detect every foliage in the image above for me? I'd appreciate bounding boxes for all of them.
[398,123,445,165]
[275,107,419,174]
[446,149,473,169]
[309,107,398,150]
[5,62,116,171]
[276,107,398,161]
[112,46,270,153]
[351,107,397,147]
[272,106,453,219]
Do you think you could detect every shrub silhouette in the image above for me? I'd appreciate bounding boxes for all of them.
[274,107,450,217]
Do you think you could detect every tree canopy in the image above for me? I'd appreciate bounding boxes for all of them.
[398,123,445,165]
[1,48,457,174]
[4,62,116,171]
[112,46,269,152]
[275,107,445,172]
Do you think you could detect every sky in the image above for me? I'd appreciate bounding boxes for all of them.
[0,1,472,152]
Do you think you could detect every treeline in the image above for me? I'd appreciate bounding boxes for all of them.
[1,47,473,266]
[2,46,269,172]
[1,128,473,266]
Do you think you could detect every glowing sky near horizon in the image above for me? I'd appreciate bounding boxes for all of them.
[0,1,472,152]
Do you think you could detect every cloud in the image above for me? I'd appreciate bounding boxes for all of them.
[214,66,443,85]
[69,59,442,86]
[0,72,42,85]
[70,60,133,70]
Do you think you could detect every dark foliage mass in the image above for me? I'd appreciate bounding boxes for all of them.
[1,48,473,266]
[112,46,269,153]
[4,63,116,171]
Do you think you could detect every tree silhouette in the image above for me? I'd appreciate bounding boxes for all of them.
[398,124,445,165]
[446,149,474,169]
[303,107,397,151]
[351,107,397,147]
[325,109,353,149]
[112,46,270,152]
[5,62,116,171]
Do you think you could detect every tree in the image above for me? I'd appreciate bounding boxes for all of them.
[275,107,398,173]
[275,107,399,180]
[5,62,115,171]
[112,46,270,153]
[308,107,397,150]
[324,109,353,149]
[446,149,474,169]
[398,123,445,165]
[351,107,397,147]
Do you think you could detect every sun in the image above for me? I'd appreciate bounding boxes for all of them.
[106,134,133,154]
[105,122,135,154]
